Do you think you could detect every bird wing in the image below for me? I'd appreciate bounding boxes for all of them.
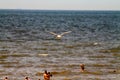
[61,31,72,36]
[48,31,58,36]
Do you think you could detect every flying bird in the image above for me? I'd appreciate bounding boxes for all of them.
[48,31,71,39]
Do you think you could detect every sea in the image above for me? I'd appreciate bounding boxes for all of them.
[0,9,120,80]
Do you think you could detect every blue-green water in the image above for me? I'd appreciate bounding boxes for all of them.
[0,10,120,80]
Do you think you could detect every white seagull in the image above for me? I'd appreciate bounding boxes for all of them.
[48,31,71,39]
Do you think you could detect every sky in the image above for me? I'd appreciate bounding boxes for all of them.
[0,0,120,10]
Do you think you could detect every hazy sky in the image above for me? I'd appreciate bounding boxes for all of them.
[0,0,120,10]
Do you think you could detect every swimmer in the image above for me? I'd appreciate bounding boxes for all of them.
[3,77,8,80]
[80,64,85,72]
[48,72,52,77]
[43,70,52,80]
[24,77,30,80]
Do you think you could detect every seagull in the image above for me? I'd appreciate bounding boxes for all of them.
[48,31,72,39]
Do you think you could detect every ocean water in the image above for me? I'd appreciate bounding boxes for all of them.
[0,10,120,80]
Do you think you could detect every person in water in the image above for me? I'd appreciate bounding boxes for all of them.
[3,77,8,80]
[24,77,30,80]
[80,64,85,72]
[43,70,52,80]
[48,72,52,77]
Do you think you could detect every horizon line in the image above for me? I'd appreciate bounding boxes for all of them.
[0,8,120,11]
